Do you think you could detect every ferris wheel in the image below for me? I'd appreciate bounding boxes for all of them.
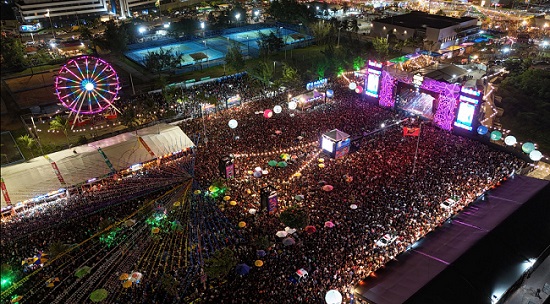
[54,56,121,127]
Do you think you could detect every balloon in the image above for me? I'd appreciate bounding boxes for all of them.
[477,126,488,135]
[255,166,262,172]
[228,119,238,129]
[504,136,516,146]
[288,101,297,110]
[263,109,273,119]
[238,221,246,228]
[522,142,535,154]
[326,89,334,98]
[355,86,363,94]
[348,82,357,90]
[273,105,282,114]
[325,289,343,304]
[490,130,502,141]
[529,150,542,161]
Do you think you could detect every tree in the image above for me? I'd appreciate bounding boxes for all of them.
[102,20,128,54]
[17,134,36,159]
[353,56,366,71]
[0,36,27,70]
[49,115,70,147]
[279,206,308,229]
[281,63,299,87]
[373,37,389,61]
[251,60,274,87]
[143,48,183,74]
[79,26,93,41]
[258,32,284,57]
[225,43,245,72]
[204,248,237,280]
[310,21,333,45]
[119,106,140,129]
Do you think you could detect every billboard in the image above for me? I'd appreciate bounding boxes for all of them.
[365,60,383,98]
[454,87,483,131]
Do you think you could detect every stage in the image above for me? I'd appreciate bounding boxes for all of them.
[354,174,550,304]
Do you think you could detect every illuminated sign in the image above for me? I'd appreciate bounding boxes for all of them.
[306,78,328,91]
[454,86,483,131]
[20,23,42,32]
[365,60,383,98]
[460,87,481,96]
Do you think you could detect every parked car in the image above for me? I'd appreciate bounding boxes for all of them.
[288,268,308,284]
[440,198,457,211]
[375,234,398,247]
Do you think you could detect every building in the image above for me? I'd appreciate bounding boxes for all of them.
[371,11,479,50]
[15,0,156,23]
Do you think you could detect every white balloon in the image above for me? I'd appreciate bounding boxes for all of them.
[255,166,262,172]
[273,105,282,114]
[504,136,516,146]
[228,119,238,129]
[288,101,297,110]
[348,82,357,90]
[325,290,343,304]
[529,150,542,161]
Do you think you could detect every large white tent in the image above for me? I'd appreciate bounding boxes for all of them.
[1,124,195,207]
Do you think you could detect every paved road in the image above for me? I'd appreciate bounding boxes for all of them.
[505,253,550,304]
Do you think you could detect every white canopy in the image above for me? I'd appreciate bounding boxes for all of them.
[1,124,195,206]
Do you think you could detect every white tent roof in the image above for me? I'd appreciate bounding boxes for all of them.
[1,124,194,207]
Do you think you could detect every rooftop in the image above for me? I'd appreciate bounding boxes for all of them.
[374,11,477,30]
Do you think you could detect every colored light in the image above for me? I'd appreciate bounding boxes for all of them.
[84,82,94,91]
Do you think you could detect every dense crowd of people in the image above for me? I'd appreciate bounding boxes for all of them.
[1,75,525,304]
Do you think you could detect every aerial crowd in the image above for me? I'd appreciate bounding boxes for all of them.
[0,75,524,304]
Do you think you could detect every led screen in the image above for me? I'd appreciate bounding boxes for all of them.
[396,83,440,120]
[366,73,380,97]
[454,102,476,131]
[321,137,334,153]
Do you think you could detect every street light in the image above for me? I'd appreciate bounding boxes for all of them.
[45,10,55,39]
[235,13,240,26]
[139,27,146,34]
[201,21,205,37]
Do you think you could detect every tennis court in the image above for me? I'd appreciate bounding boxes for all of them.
[125,25,313,68]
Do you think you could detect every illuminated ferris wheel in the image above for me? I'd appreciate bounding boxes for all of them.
[54,56,121,127]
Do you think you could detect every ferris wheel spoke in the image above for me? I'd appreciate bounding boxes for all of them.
[68,89,87,110]
[91,90,104,111]
[60,90,80,100]
[57,76,80,84]
[95,87,116,95]
[85,57,90,79]
[92,65,110,83]
[65,68,83,82]
[74,59,86,80]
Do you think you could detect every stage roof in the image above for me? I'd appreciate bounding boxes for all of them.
[1,124,195,207]
[323,129,350,141]
[354,175,549,304]
[374,11,476,30]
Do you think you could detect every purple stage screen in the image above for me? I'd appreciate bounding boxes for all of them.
[396,83,439,120]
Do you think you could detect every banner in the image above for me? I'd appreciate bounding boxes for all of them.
[50,162,66,185]
[43,155,66,185]
[403,127,420,137]
[138,137,156,158]
[1,177,12,206]
[97,147,116,174]
[267,191,278,214]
